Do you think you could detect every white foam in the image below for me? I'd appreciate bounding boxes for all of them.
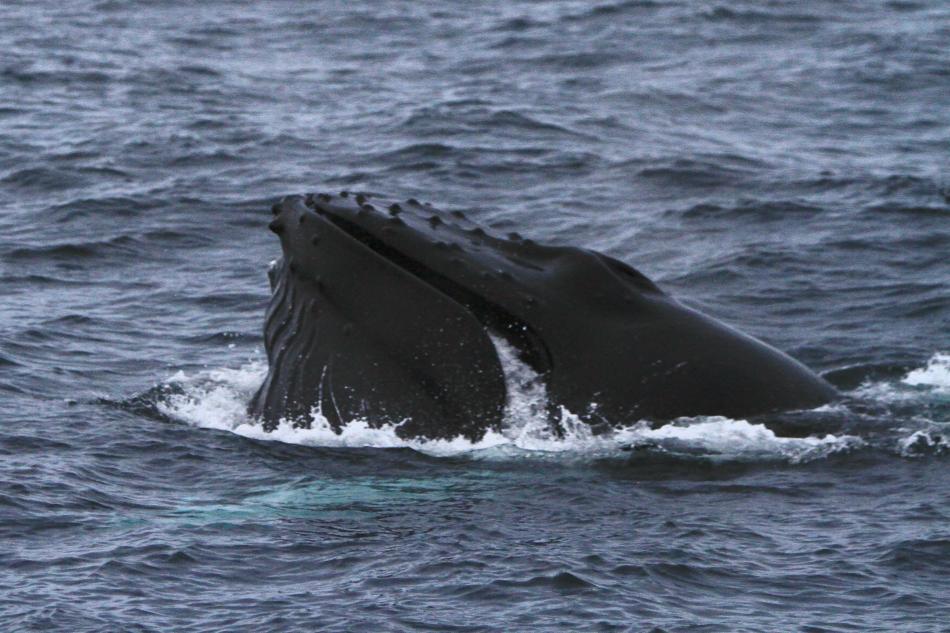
[902,352,950,393]
[156,341,862,462]
[617,417,862,463]
[155,359,508,455]
[853,351,950,404]
[898,429,948,457]
[158,362,268,431]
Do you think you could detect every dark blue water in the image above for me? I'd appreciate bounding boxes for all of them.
[2,1,948,631]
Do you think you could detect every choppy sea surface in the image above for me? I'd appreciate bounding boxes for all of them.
[1,1,948,631]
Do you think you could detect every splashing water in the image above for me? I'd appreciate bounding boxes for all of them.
[851,351,950,407]
[902,352,950,394]
[155,338,895,462]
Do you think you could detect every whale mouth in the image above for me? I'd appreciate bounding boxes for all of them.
[314,200,553,374]
[257,191,839,439]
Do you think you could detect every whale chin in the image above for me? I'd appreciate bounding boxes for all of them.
[249,191,837,441]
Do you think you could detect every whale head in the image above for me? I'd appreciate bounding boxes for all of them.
[250,192,837,440]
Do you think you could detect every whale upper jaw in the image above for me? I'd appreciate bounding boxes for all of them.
[250,191,838,440]
[270,192,562,374]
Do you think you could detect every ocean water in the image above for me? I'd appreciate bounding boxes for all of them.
[1,0,948,631]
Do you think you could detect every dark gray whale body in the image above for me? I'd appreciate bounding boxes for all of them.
[250,192,837,440]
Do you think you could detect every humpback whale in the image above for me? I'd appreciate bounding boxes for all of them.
[250,192,837,440]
